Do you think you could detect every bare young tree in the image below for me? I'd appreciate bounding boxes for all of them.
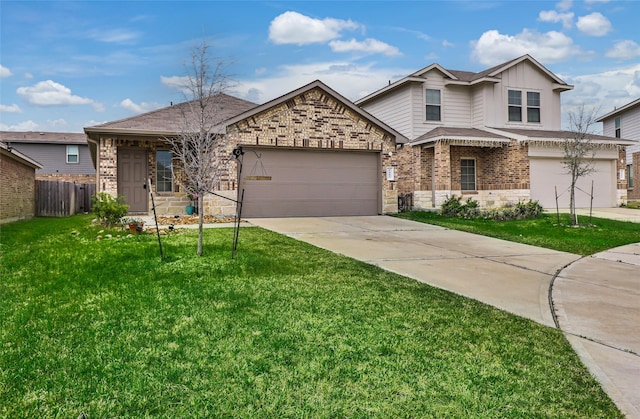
[164,40,233,256]
[562,105,600,226]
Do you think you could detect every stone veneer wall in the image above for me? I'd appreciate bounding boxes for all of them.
[1,153,37,223]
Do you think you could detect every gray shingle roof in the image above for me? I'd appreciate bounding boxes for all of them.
[87,94,257,133]
[0,131,87,144]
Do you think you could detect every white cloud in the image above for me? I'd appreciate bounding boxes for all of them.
[160,75,191,94]
[470,29,582,66]
[538,10,574,29]
[329,38,401,57]
[46,119,68,129]
[576,12,611,36]
[89,28,140,43]
[230,61,413,105]
[0,65,13,78]
[268,11,361,45]
[0,120,39,131]
[16,80,96,108]
[119,98,162,114]
[562,62,640,128]
[605,40,640,60]
[442,40,454,48]
[0,104,21,113]
[255,67,267,76]
[556,0,573,11]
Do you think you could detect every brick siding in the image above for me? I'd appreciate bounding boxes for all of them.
[95,87,400,215]
[629,152,640,201]
[1,153,37,223]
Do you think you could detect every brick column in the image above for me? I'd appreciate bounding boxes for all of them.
[434,141,451,191]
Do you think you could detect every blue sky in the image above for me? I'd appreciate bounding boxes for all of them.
[1,0,639,133]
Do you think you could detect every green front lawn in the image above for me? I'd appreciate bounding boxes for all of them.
[0,215,622,417]
[396,211,640,256]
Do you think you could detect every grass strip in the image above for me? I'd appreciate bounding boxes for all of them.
[395,211,639,256]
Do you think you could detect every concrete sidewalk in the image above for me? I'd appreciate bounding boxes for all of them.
[553,243,640,418]
[248,215,640,418]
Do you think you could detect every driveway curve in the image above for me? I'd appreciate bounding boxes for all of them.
[552,243,640,418]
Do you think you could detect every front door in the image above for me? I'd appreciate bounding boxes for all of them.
[118,148,148,213]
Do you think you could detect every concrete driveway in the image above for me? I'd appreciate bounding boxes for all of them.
[248,215,640,418]
[249,216,578,327]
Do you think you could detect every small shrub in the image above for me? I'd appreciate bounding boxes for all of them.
[441,195,464,217]
[92,192,129,226]
[441,196,543,221]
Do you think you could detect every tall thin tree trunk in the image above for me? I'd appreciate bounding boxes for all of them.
[197,194,204,256]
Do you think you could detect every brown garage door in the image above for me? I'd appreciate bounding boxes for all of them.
[239,148,380,217]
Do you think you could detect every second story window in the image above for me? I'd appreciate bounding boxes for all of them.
[527,92,541,123]
[425,89,441,121]
[508,90,522,122]
[156,150,173,192]
[615,117,621,138]
[66,145,79,163]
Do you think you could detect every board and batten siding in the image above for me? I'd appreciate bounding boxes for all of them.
[487,61,563,130]
[361,84,413,139]
[442,84,473,128]
[10,143,95,175]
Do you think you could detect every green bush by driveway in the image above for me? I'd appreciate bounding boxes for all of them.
[0,215,622,417]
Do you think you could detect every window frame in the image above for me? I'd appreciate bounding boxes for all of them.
[508,89,522,122]
[425,88,442,122]
[628,164,634,188]
[66,145,79,164]
[526,91,541,123]
[156,150,174,193]
[460,158,477,191]
[615,117,621,138]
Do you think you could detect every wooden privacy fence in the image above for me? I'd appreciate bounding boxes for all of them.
[36,180,96,217]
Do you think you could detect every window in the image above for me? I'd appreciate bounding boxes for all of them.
[508,90,522,122]
[527,92,541,123]
[629,164,634,188]
[156,150,173,192]
[460,159,476,191]
[615,117,621,138]
[66,145,79,163]
[425,89,441,121]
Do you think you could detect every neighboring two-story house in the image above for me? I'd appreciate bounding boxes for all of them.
[356,55,633,209]
[597,98,640,201]
[0,131,95,183]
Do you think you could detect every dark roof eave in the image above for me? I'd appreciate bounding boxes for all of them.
[84,126,180,138]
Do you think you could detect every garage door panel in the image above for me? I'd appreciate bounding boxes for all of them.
[240,148,379,217]
[530,158,615,208]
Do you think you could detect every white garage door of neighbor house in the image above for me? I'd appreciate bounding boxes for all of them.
[239,148,380,217]
[530,158,616,209]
